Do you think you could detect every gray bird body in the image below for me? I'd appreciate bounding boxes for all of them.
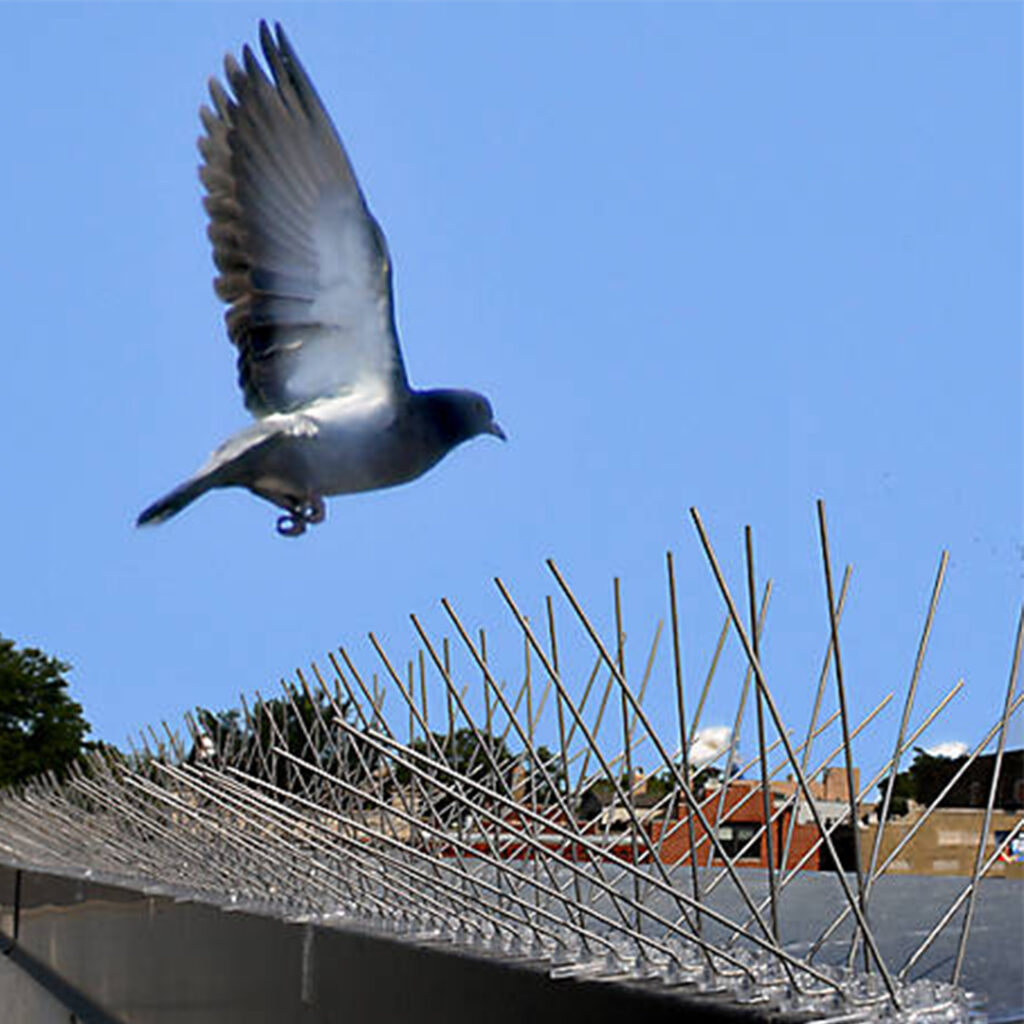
[138,24,503,536]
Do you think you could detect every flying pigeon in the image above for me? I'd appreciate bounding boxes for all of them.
[137,22,504,537]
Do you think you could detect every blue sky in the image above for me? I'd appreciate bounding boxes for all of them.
[1,4,1020,781]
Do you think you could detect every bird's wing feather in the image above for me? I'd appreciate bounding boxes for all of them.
[200,21,407,416]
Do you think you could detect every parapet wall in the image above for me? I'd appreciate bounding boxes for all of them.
[0,864,768,1024]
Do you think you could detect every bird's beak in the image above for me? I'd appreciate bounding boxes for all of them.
[486,421,507,442]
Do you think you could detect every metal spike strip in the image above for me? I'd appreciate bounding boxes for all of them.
[1,506,1019,1024]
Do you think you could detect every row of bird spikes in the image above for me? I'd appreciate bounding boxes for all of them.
[1,506,1021,1023]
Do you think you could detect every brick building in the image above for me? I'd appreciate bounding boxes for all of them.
[588,768,861,870]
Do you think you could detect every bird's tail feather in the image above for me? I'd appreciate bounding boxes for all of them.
[136,475,216,527]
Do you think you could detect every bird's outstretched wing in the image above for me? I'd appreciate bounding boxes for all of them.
[200,21,408,417]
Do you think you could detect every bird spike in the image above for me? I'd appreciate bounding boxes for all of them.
[1,507,1019,1023]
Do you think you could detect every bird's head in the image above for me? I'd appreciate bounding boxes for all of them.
[422,388,506,448]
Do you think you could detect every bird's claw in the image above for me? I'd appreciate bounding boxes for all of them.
[302,497,325,524]
[275,497,325,537]
[276,514,306,537]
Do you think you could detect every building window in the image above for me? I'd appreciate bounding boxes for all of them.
[716,823,762,860]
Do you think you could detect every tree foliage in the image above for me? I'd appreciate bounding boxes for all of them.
[877,751,921,816]
[879,746,1023,815]
[879,748,968,816]
[395,729,567,814]
[189,695,573,815]
[0,634,91,786]
[398,727,515,808]
[192,688,361,792]
[581,763,723,820]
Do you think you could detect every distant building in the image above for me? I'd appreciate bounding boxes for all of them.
[650,777,830,870]
[581,769,862,871]
[857,748,1023,878]
[858,806,1022,879]
[446,752,1023,877]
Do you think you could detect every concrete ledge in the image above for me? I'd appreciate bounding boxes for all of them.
[0,865,785,1024]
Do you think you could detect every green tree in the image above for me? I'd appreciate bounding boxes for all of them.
[878,748,959,816]
[394,727,519,813]
[192,688,360,792]
[527,744,567,806]
[0,635,91,786]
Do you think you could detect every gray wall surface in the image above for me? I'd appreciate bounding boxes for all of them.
[0,865,770,1024]
[0,951,79,1024]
